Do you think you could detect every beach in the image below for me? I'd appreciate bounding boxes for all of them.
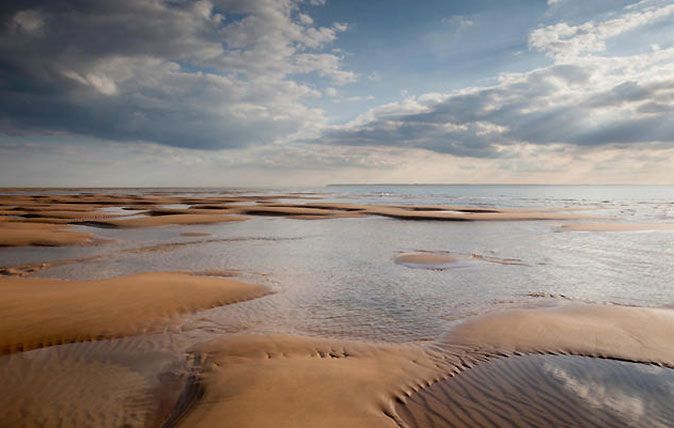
[1,185,673,427]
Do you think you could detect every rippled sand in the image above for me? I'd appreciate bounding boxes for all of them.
[0,272,270,354]
[1,189,673,427]
[176,334,469,428]
[0,222,97,247]
[446,304,674,366]
[397,355,674,427]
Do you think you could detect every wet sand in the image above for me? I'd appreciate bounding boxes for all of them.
[446,304,674,366]
[0,222,96,247]
[1,190,672,427]
[397,354,674,427]
[0,272,270,354]
[179,231,211,237]
[395,252,462,268]
[0,356,158,427]
[176,334,471,428]
[81,213,250,228]
[168,304,674,427]
[395,251,526,269]
[0,193,599,236]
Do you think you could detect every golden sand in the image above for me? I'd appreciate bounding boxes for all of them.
[83,214,249,228]
[395,252,460,267]
[0,222,96,247]
[2,192,601,225]
[395,251,526,268]
[0,272,270,354]
[0,357,155,428]
[447,304,674,366]
[177,334,467,428]
[397,304,674,427]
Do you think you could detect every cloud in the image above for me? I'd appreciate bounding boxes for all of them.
[530,2,674,58]
[4,134,674,186]
[0,0,354,149]
[315,2,674,158]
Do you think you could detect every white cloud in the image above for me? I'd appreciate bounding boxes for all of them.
[0,0,354,149]
[316,2,674,159]
[530,2,674,59]
[3,0,674,185]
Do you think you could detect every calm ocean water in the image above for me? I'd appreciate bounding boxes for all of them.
[3,185,673,342]
[2,185,674,426]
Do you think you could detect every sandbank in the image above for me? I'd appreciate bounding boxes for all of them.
[395,252,461,268]
[0,222,95,247]
[446,304,674,366]
[176,334,469,428]
[0,272,270,354]
[395,251,525,269]
[78,214,249,228]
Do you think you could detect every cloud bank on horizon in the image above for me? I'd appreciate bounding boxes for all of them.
[1,0,673,185]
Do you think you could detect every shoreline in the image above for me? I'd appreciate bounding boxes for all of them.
[1,189,673,427]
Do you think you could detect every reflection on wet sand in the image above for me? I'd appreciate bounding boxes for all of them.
[1,189,673,427]
[397,355,674,428]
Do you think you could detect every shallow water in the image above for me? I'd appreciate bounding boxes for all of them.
[3,185,674,341]
[1,185,674,426]
[18,226,674,339]
[398,355,674,428]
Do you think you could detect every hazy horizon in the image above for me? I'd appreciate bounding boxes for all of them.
[1,0,674,186]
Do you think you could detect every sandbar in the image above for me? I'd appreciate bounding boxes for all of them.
[176,334,469,428]
[446,304,674,366]
[395,251,525,269]
[0,272,270,354]
[78,214,249,228]
[0,222,95,247]
[395,252,461,268]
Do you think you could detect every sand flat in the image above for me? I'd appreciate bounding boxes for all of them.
[0,335,194,428]
[1,192,604,223]
[0,357,154,428]
[233,205,342,217]
[447,304,674,366]
[362,206,598,221]
[397,354,674,428]
[0,222,95,247]
[81,213,249,228]
[395,251,526,269]
[395,252,461,268]
[178,334,466,428]
[0,272,270,354]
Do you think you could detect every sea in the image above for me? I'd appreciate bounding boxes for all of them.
[1,184,674,426]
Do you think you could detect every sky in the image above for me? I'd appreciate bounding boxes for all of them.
[1,0,674,186]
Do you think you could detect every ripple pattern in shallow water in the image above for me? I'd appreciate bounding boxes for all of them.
[397,355,674,428]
